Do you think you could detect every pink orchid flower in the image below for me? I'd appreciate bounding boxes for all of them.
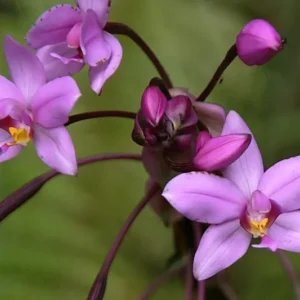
[0,36,80,175]
[163,110,300,280]
[25,0,122,94]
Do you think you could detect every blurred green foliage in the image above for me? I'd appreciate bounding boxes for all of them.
[0,0,299,299]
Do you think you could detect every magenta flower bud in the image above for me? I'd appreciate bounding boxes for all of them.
[141,86,168,127]
[194,134,251,171]
[236,19,283,66]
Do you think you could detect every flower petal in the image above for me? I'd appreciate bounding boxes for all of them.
[76,0,110,27]
[89,32,122,94]
[267,211,300,252]
[192,102,226,136]
[0,98,23,120]
[80,10,111,67]
[0,76,25,104]
[25,4,82,49]
[252,235,278,252]
[33,125,77,175]
[194,134,251,172]
[162,172,247,224]
[258,156,300,212]
[0,144,23,163]
[31,77,81,128]
[4,36,46,102]
[193,219,251,280]
[37,43,85,81]
[222,110,264,198]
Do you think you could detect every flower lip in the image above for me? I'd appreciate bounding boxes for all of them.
[240,190,282,238]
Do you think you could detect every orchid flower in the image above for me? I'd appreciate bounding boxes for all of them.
[0,36,80,175]
[25,0,122,94]
[163,110,300,280]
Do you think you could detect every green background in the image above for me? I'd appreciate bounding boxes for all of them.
[0,0,299,299]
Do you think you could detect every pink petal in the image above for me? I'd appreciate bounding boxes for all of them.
[192,102,226,136]
[252,235,278,252]
[250,190,271,214]
[193,219,251,280]
[80,10,111,67]
[31,77,81,128]
[0,76,25,104]
[33,125,77,175]
[162,172,247,224]
[76,0,110,27]
[194,134,251,172]
[66,22,82,48]
[196,131,212,152]
[141,86,168,127]
[0,98,23,120]
[0,144,23,163]
[4,36,46,103]
[0,128,13,147]
[258,156,300,212]
[89,32,122,94]
[37,43,85,81]
[267,211,300,252]
[222,110,264,198]
[25,4,82,49]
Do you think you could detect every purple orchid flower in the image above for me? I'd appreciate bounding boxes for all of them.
[0,36,80,175]
[163,110,300,280]
[25,0,122,94]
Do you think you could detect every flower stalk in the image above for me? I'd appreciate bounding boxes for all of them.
[105,22,173,89]
[195,44,237,102]
[87,181,160,300]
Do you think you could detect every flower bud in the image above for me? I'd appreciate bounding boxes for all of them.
[236,19,283,66]
[141,86,168,127]
[194,133,251,171]
[195,131,211,153]
[165,96,198,131]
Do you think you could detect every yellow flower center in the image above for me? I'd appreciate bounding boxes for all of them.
[250,218,269,237]
[7,126,31,146]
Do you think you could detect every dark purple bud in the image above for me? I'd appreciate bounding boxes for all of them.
[131,112,146,146]
[236,19,283,66]
[141,86,168,127]
[165,96,198,131]
[194,133,251,171]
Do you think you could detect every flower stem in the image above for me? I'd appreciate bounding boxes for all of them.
[193,223,205,300]
[87,182,160,300]
[277,250,300,300]
[185,254,194,300]
[105,22,173,89]
[139,263,186,300]
[216,272,238,300]
[0,153,141,223]
[195,44,237,102]
[66,110,136,126]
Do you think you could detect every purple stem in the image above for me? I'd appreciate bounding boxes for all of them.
[105,22,173,89]
[216,272,238,300]
[195,44,237,102]
[87,182,160,300]
[0,153,141,223]
[193,223,205,300]
[277,250,300,300]
[185,254,194,300]
[139,263,186,300]
[66,110,136,126]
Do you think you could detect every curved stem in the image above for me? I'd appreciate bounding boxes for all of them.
[277,250,300,300]
[87,182,160,300]
[195,44,237,102]
[139,263,186,300]
[0,153,141,223]
[193,223,205,300]
[185,254,194,300]
[66,110,136,126]
[105,22,173,89]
